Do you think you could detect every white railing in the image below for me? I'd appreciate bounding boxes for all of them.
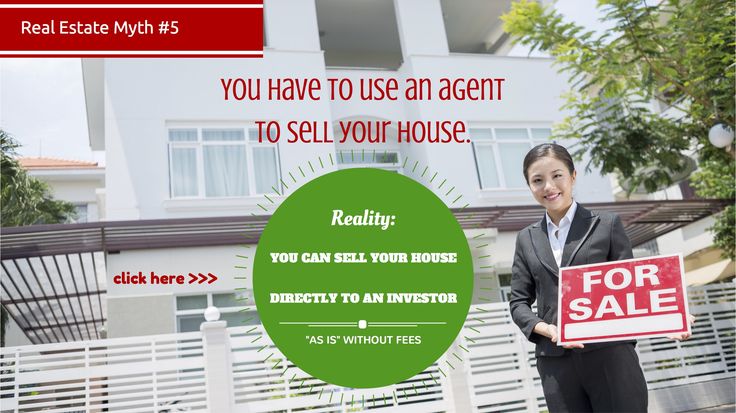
[459,282,736,412]
[1,283,733,412]
[461,304,546,412]
[639,284,735,389]
[1,331,207,412]
[228,328,453,412]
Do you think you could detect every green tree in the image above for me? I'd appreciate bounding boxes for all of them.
[502,0,735,259]
[1,129,76,346]
[1,130,77,226]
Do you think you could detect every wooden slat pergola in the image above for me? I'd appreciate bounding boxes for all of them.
[0,199,729,344]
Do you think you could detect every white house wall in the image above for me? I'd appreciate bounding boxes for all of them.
[99,0,616,337]
[104,80,140,220]
[106,245,254,337]
[104,51,336,220]
[26,170,104,222]
[492,232,519,271]
[106,245,250,298]
[658,217,715,257]
[4,316,34,347]
[45,180,97,205]
[104,0,332,220]
[107,294,176,338]
[264,0,321,52]
[393,0,449,57]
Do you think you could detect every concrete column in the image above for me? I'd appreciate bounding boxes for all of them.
[445,340,474,412]
[201,320,237,412]
[393,0,449,57]
[518,336,541,411]
[264,0,321,51]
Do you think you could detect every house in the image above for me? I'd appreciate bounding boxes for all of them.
[76,0,623,339]
[0,1,731,411]
[71,0,729,340]
[18,157,105,223]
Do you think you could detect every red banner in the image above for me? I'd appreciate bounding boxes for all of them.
[0,3,263,57]
[558,254,690,344]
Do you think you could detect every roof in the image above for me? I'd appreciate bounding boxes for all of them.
[685,259,734,286]
[19,157,100,170]
[0,198,729,344]
[1,199,729,261]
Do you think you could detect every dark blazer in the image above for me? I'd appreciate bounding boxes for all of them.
[509,204,635,357]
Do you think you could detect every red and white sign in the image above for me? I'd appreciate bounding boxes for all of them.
[557,253,690,345]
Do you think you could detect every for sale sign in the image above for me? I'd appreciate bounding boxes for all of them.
[558,254,690,345]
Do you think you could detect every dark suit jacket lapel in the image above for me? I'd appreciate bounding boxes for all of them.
[561,205,600,267]
[529,217,558,277]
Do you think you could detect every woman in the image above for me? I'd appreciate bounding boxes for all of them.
[509,143,691,412]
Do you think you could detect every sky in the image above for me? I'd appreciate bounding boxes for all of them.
[0,58,103,163]
[0,1,604,165]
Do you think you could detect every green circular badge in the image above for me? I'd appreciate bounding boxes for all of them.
[253,168,472,388]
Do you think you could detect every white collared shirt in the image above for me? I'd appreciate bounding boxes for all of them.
[546,201,578,267]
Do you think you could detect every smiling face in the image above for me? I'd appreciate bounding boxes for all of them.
[526,156,576,222]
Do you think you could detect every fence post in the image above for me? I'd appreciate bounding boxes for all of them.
[445,339,474,412]
[85,345,90,412]
[519,339,540,412]
[200,307,236,412]
[14,348,20,413]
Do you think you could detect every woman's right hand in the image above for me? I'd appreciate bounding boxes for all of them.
[535,322,585,349]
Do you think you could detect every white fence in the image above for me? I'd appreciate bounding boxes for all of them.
[228,328,451,412]
[459,282,736,412]
[0,331,207,412]
[1,283,734,412]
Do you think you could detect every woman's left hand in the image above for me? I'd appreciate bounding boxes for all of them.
[667,314,695,341]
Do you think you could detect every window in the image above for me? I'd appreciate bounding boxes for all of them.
[335,149,402,172]
[168,126,280,198]
[66,204,88,223]
[471,127,551,189]
[635,239,660,256]
[498,273,512,302]
[175,292,258,332]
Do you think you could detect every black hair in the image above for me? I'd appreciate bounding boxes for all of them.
[522,143,575,184]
